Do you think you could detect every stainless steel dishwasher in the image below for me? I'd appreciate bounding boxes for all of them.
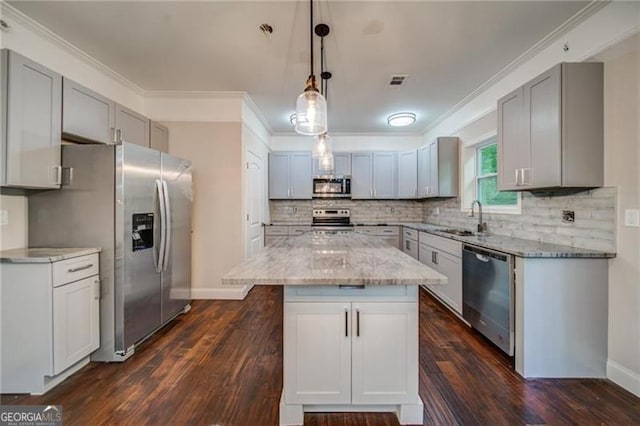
[462,244,515,356]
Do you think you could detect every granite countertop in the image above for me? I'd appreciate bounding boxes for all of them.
[396,223,615,258]
[263,221,614,258]
[0,248,101,263]
[222,233,447,286]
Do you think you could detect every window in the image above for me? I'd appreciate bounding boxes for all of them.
[475,141,518,208]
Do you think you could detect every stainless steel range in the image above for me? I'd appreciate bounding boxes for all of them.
[312,209,353,234]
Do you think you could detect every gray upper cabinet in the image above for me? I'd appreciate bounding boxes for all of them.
[269,151,312,199]
[1,50,62,189]
[373,152,397,199]
[351,153,373,199]
[418,137,459,198]
[398,150,417,199]
[312,152,351,176]
[115,104,149,147]
[351,152,398,199]
[334,153,352,176]
[290,152,312,199]
[62,78,115,144]
[498,62,603,191]
[417,145,429,198]
[150,121,169,153]
[497,86,526,191]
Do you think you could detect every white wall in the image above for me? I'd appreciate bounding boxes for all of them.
[271,134,422,152]
[419,1,640,395]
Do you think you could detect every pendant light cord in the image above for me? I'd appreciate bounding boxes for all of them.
[309,0,314,78]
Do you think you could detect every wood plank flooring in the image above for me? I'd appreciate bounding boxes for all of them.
[2,286,639,425]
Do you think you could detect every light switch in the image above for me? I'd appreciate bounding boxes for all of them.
[624,209,640,227]
[0,210,7,226]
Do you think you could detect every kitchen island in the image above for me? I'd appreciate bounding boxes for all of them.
[222,232,446,425]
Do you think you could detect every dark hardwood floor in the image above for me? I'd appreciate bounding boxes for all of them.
[3,286,639,425]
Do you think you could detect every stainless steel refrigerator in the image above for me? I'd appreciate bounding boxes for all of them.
[29,142,192,362]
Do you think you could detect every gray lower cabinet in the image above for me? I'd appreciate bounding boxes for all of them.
[498,62,603,191]
[150,121,169,153]
[269,152,312,199]
[62,78,115,144]
[1,49,62,189]
[418,232,462,315]
[115,104,150,147]
[418,137,458,198]
[398,150,417,199]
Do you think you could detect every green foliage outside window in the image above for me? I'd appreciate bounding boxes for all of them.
[477,143,518,207]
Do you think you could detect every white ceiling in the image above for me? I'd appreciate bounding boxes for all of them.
[10,1,588,134]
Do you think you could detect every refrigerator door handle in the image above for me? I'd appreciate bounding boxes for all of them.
[162,179,172,271]
[156,179,167,273]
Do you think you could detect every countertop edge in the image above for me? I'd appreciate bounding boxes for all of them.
[0,247,102,263]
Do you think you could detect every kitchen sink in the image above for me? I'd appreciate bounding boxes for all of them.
[440,229,475,236]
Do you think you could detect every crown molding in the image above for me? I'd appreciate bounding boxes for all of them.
[241,93,274,134]
[421,0,611,135]
[0,1,145,96]
[144,90,247,99]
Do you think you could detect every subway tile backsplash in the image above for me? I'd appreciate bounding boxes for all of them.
[270,199,424,223]
[270,186,616,252]
[422,187,616,252]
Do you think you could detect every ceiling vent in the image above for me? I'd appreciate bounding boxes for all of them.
[389,75,408,86]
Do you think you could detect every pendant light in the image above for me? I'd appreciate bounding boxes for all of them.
[312,23,332,160]
[295,0,327,135]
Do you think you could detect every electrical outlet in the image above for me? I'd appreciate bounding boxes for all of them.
[386,207,395,213]
[562,210,575,223]
[624,209,640,227]
[0,210,8,226]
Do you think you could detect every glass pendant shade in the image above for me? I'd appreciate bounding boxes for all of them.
[318,153,334,172]
[312,133,332,158]
[295,89,327,135]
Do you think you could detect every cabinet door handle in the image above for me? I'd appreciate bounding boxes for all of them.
[405,240,410,250]
[522,168,530,185]
[515,169,520,186]
[356,309,360,337]
[53,166,62,185]
[68,263,94,273]
[111,127,117,143]
[434,251,438,265]
[115,129,123,144]
[345,310,349,337]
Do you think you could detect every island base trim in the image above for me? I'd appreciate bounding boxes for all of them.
[279,391,424,425]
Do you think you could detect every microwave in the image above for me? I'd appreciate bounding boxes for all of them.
[313,176,351,198]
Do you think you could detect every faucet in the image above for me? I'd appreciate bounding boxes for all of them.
[469,200,487,234]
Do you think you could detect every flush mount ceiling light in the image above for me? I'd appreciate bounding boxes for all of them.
[289,113,297,126]
[294,0,327,136]
[387,112,416,127]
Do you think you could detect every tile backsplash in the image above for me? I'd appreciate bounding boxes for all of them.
[270,199,424,224]
[270,187,616,252]
[423,187,616,252]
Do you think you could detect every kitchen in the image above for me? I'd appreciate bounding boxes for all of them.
[0,1,639,425]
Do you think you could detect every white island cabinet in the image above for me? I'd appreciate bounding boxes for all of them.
[222,233,446,426]
[0,248,101,394]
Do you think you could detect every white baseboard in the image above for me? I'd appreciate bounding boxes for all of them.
[607,360,640,397]
[191,285,253,300]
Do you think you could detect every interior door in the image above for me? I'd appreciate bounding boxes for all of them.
[118,143,162,349]
[161,153,192,323]
[246,151,264,258]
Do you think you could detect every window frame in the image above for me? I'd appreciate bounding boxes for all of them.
[461,131,521,215]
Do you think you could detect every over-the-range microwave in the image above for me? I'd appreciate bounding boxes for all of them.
[313,176,351,198]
